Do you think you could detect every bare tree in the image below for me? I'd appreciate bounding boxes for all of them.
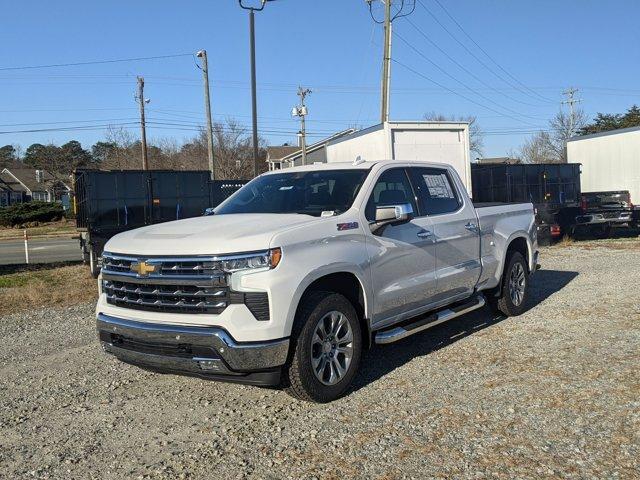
[518,108,587,164]
[549,108,587,162]
[424,112,484,157]
[519,131,556,164]
[94,119,265,178]
[101,126,137,169]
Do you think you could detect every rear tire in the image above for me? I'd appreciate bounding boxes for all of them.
[489,252,529,317]
[283,291,362,403]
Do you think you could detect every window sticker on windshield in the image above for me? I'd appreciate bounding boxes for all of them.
[423,174,455,199]
[279,186,294,190]
[321,211,335,217]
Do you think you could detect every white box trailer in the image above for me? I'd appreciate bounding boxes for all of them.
[325,121,472,194]
[566,126,640,202]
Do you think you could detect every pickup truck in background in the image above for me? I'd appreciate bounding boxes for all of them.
[96,160,539,402]
[575,190,636,238]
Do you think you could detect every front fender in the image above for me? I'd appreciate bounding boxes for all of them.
[284,263,372,338]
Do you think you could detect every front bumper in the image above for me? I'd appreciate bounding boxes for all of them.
[97,313,289,386]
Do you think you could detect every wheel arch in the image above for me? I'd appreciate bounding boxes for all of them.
[287,268,372,348]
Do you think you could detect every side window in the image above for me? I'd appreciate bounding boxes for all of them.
[365,168,416,221]
[410,168,461,215]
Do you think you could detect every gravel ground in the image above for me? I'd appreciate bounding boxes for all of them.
[1,243,639,479]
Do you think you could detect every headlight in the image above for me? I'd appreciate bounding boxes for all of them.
[220,248,282,273]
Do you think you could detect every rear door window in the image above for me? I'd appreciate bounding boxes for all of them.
[409,167,461,215]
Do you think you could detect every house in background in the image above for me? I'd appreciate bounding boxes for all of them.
[0,172,26,206]
[0,177,14,206]
[0,167,71,204]
[266,145,299,171]
[266,129,357,170]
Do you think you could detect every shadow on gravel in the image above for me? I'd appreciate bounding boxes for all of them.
[351,268,579,393]
[0,260,83,275]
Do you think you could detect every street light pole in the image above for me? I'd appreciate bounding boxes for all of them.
[239,0,274,178]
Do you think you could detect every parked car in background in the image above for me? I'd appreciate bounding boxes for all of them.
[574,190,635,237]
[95,160,539,402]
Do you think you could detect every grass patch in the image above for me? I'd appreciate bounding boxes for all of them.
[0,219,77,240]
[0,262,97,315]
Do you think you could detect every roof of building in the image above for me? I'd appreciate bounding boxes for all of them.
[1,167,58,192]
[567,125,640,142]
[280,129,357,163]
[266,146,299,162]
[0,171,27,193]
[0,177,13,192]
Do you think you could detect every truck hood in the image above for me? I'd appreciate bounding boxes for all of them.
[104,213,316,256]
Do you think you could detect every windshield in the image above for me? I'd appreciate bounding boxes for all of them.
[215,169,369,216]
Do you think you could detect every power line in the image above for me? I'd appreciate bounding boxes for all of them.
[429,0,556,104]
[404,16,548,108]
[392,57,544,126]
[416,0,556,105]
[0,53,194,72]
[394,32,540,126]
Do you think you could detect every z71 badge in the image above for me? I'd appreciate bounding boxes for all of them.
[337,222,359,231]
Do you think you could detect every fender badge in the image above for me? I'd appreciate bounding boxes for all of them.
[337,222,359,231]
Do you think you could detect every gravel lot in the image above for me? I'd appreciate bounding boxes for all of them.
[1,242,639,479]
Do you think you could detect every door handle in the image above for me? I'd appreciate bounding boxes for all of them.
[465,222,479,232]
[417,229,433,238]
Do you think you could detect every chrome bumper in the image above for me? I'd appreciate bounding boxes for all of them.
[97,313,289,385]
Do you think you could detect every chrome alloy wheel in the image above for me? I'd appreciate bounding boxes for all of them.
[509,262,526,306]
[310,310,354,386]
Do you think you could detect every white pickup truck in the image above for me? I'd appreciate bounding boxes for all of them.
[96,160,538,402]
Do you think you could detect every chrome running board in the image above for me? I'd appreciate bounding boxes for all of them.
[374,294,486,345]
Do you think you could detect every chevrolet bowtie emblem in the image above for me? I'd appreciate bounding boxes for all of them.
[130,261,157,276]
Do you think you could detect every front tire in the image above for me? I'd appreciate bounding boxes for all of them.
[489,251,529,317]
[283,291,362,403]
[88,246,100,279]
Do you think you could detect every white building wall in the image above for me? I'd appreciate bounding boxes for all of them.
[325,122,472,194]
[325,125,388,163]
[567,128,640,201]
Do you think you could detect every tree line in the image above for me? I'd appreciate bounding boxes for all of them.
[2,105,639,174]
[0,119,268,179]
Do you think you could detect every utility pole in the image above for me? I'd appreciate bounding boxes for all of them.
[562,87,582,137]
[249,9,259,177]
[380,0,392,123]
[292,87,312,165]
[239,0,275,177]
[196,50,215,180]
[136,76,149,170]
[367,0,415,123]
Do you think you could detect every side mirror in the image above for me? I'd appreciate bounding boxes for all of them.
[371,203,414,233]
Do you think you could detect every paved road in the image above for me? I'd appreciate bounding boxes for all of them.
[0,237,81,265]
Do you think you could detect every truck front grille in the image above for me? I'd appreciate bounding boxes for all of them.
[103,279,229,314]
[100,252,269,319]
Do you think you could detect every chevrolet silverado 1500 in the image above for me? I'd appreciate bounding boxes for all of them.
[96,160,538,402]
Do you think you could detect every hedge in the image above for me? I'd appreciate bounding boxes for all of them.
[0,201,65,227]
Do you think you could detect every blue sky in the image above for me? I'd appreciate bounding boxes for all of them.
[1,0,639,157]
